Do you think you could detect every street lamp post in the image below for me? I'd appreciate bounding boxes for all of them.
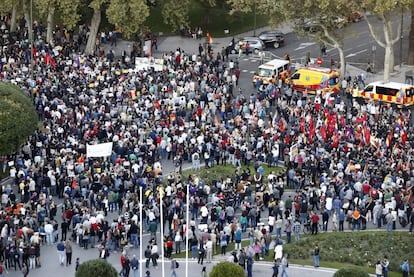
[400,7,404,68]
[372,45,376,72]
[30,0,34,90]
[253,1,257,37]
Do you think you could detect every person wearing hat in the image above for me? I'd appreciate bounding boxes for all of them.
[145,270,151,277]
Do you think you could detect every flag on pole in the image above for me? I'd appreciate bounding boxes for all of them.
[207,32,213,44]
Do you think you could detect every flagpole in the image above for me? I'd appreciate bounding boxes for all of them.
[160,193,165,277]
[139,186,143,277]
[185,183,190,277]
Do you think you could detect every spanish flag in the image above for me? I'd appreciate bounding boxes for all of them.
[385,129,393,148]
[207,32,213,44]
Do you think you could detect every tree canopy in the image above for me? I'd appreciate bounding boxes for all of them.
[75,259,118,277]
[209,261,245,277]
[0,82,38,155]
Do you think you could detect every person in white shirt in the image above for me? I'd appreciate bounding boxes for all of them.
[205,239,213,263]
[151,243,159,267]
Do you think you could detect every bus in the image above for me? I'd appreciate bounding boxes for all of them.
[354,81,414,107]
[252,59,290,87]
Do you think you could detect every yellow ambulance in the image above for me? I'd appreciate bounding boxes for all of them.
[289,66,340,94]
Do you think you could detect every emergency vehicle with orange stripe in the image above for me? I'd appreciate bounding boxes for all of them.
[289,66,340,94]
[252,59,290,87]
[353,81,414,107]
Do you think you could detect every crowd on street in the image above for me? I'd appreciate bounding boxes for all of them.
[0,14,414,277]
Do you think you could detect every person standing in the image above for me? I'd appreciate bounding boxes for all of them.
[375,260,383,277]
[151,243,159,268]
[246,254,254,277]
[285,218,292,243]
[382,256,390,277]
[272,260,279,277]
[65,240,72,266]
[205,239,212,263]
[145,245,151,268]
[293,220,301,242]
[21,263,29,277]
[201,266,207,277]
[120,252,126,277]
[75,257,80,271]
[124,254,131,277]
[313,244,320,267]
[238,248,246,270]
[280,254,289,277]
[170,259,178,277]
[311,212,320,235]
[198,242,205,265]
[56,240,65,266]
[130,255,139,277]
[401,259,410,277]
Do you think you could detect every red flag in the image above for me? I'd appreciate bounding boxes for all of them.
[300,116,305,133]
[320,124,327,141]
[401,130,407,146]
[386,129,393,148]
[363,124,371,145]
[207,32,213,44]
[332,133,339,148]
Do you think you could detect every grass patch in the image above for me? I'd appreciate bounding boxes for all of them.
[180,164,286,188]
[173,231,413,277]
[275,231,412,276]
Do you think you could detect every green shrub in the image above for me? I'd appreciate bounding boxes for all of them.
[0,82,38,154]
[209,261,245,277]
[75,259,118,277]
[333,267,369,277]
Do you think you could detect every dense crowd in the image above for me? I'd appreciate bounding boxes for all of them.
[0,14,414,277]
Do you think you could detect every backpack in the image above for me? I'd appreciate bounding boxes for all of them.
[175,261,179,268]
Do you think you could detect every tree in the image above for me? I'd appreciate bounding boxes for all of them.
[161,0,190,31]
[0,0,18,32]
[333,267,369,277]
[283,0,355,77]
[106,0,149,37]
[75,259,117,277]
[227,0,352,77]
[0,82,38,155]
[209,261,245,277]
[85,0,150,55]
[406,3,414,64]
[361,0,413,81]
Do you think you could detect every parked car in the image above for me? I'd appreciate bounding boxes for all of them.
[227,37,265,54]
[258,31,285,49]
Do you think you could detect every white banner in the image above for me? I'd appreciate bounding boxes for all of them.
[86,142,113,158]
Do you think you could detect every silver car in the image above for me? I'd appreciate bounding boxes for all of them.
[228,37,265,54]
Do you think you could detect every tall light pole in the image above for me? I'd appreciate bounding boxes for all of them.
[253,0,257,37]
[160,194,165,277]
[139,186,143,277]
[30,0,34,86]
[400,7,404,68]
[185,184,189,277]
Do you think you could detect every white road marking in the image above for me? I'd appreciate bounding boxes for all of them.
[346,49,368,58]
[294,42,317,51]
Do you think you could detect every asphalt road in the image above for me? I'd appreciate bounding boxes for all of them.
[264,13,411,72]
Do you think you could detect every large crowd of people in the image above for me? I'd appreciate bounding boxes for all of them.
[0,13,413,277]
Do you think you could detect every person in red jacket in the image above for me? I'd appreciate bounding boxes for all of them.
[120,251,126,276]
[311,212,320,235]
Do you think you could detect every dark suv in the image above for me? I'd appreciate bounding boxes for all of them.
[258,31,285,49]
